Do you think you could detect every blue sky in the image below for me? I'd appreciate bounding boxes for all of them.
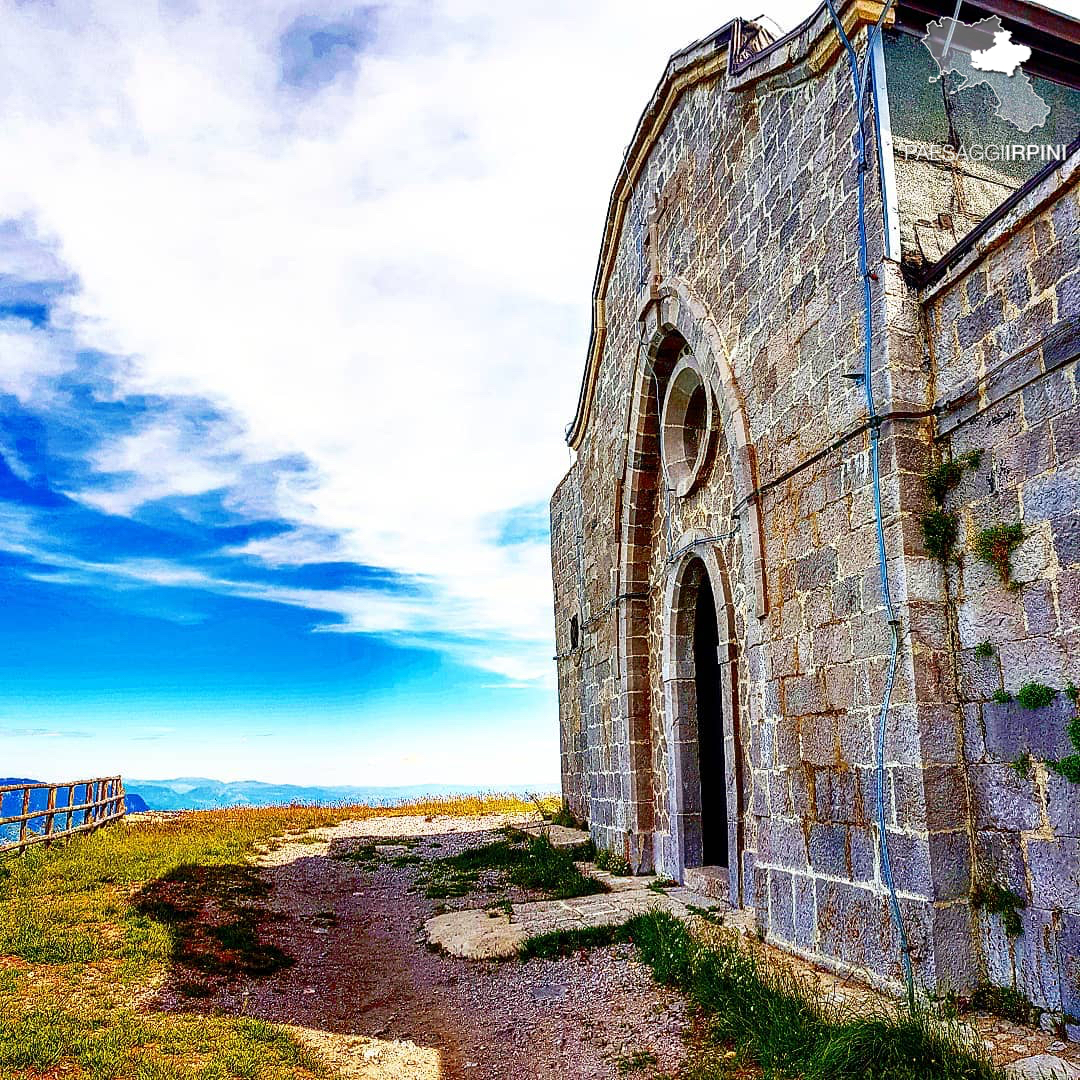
[0,0,832,786]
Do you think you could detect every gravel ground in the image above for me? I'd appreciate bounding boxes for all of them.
[141,812,1080,1080]
[149,813,690,1080]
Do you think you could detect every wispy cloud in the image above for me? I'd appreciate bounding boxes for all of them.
[0,0,825,688]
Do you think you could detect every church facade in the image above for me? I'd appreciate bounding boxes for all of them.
[550,0,1080,1017]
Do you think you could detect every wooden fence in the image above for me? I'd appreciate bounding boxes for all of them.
[0,777,125,855]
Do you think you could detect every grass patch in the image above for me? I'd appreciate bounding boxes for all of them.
[921,508,960,563]
[518,921,635,960]
[616,1048,659,1074]
[1010,752,1033,780]
[924,451,981,505]
[1016,682,1056,710]
[1048,707,1080,783]
[133,862,294,977]
[0,795,542,1079]
[0,805,350,1078]
[969,984,1040,1025]
[0,1009,335,1080]
[422,829,607,901]
[623,910,1009,1080]
[543,800,585,829]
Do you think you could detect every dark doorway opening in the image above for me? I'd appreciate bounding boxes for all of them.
[693,574,728,867]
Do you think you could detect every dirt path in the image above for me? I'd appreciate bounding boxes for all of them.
[154,813,691,1080]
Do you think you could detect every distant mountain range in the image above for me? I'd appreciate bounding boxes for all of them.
[123,778,555,812]
[1,776,556,816]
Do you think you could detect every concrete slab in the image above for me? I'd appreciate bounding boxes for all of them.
[423,866,757,960]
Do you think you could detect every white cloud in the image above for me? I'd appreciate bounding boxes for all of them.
[0,318,73,403]
[0,0,820,679]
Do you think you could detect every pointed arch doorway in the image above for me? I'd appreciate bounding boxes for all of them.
[663,547,742,901]
[693,572,728,868]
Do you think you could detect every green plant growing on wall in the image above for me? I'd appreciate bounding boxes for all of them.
[1016,682,1056,709]
[975,640,995,660]
[924,450,982,504]
[1048,710,1080,785]
[1010,751,1032,780]
[971,879,1026,937]
[922,508,961,562]
[974,522,1025,590]
[992,689,1012,704]
[920,452,982,565]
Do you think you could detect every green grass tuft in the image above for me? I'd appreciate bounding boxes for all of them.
[971,880,1025,937]
[518,921,635,960]
[544,801,585,829]
[623,910,1010,1080]
[1010,752,1032,780]
[1016,682,1056,709]
[1048,703,1080,784]
[422,830,606,901]
[974,640,995,660]
[593,847,633,875]
[970,984,1040,1025]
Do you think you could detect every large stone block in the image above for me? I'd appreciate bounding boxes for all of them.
[928,830,972,901]
[982,695,1075,762]
[1048,772,1080,838]
[793,872,817,948]
[1028,837,1080,911]
[808,822,847,877]
[769,869,795,943]
[1062,910,1080,1018]
[1015,906,1063,1013]
[815,878,895,973]
[1023,466,1080,522]
[759,816,809,871]
[1051,513,1080,567]
[969,763,1041,832]
[814,767,857,823]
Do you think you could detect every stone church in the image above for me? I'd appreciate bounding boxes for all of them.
[550,0,1080,1021]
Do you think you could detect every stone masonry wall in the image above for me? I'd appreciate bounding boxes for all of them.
[551,10,982,996]
[920,168,1080,1024]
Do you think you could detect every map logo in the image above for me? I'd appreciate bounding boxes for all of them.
[923,14,1050,133]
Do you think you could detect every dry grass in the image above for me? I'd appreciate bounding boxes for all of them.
[0,793,547,1079]
[332,791,555,819]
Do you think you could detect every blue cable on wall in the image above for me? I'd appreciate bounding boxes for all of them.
[822,0,916,1011]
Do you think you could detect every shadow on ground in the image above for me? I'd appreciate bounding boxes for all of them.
[134,818,690,1080]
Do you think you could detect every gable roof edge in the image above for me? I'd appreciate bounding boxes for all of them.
[565,0,895,450]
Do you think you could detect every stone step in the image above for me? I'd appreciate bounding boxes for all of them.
[683,865,731,902]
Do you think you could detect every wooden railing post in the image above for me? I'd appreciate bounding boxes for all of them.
[44,786,57,845]
[18,788,29,853]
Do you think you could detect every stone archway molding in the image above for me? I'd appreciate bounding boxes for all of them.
[642,278,768,619]
[661,532,744,903]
